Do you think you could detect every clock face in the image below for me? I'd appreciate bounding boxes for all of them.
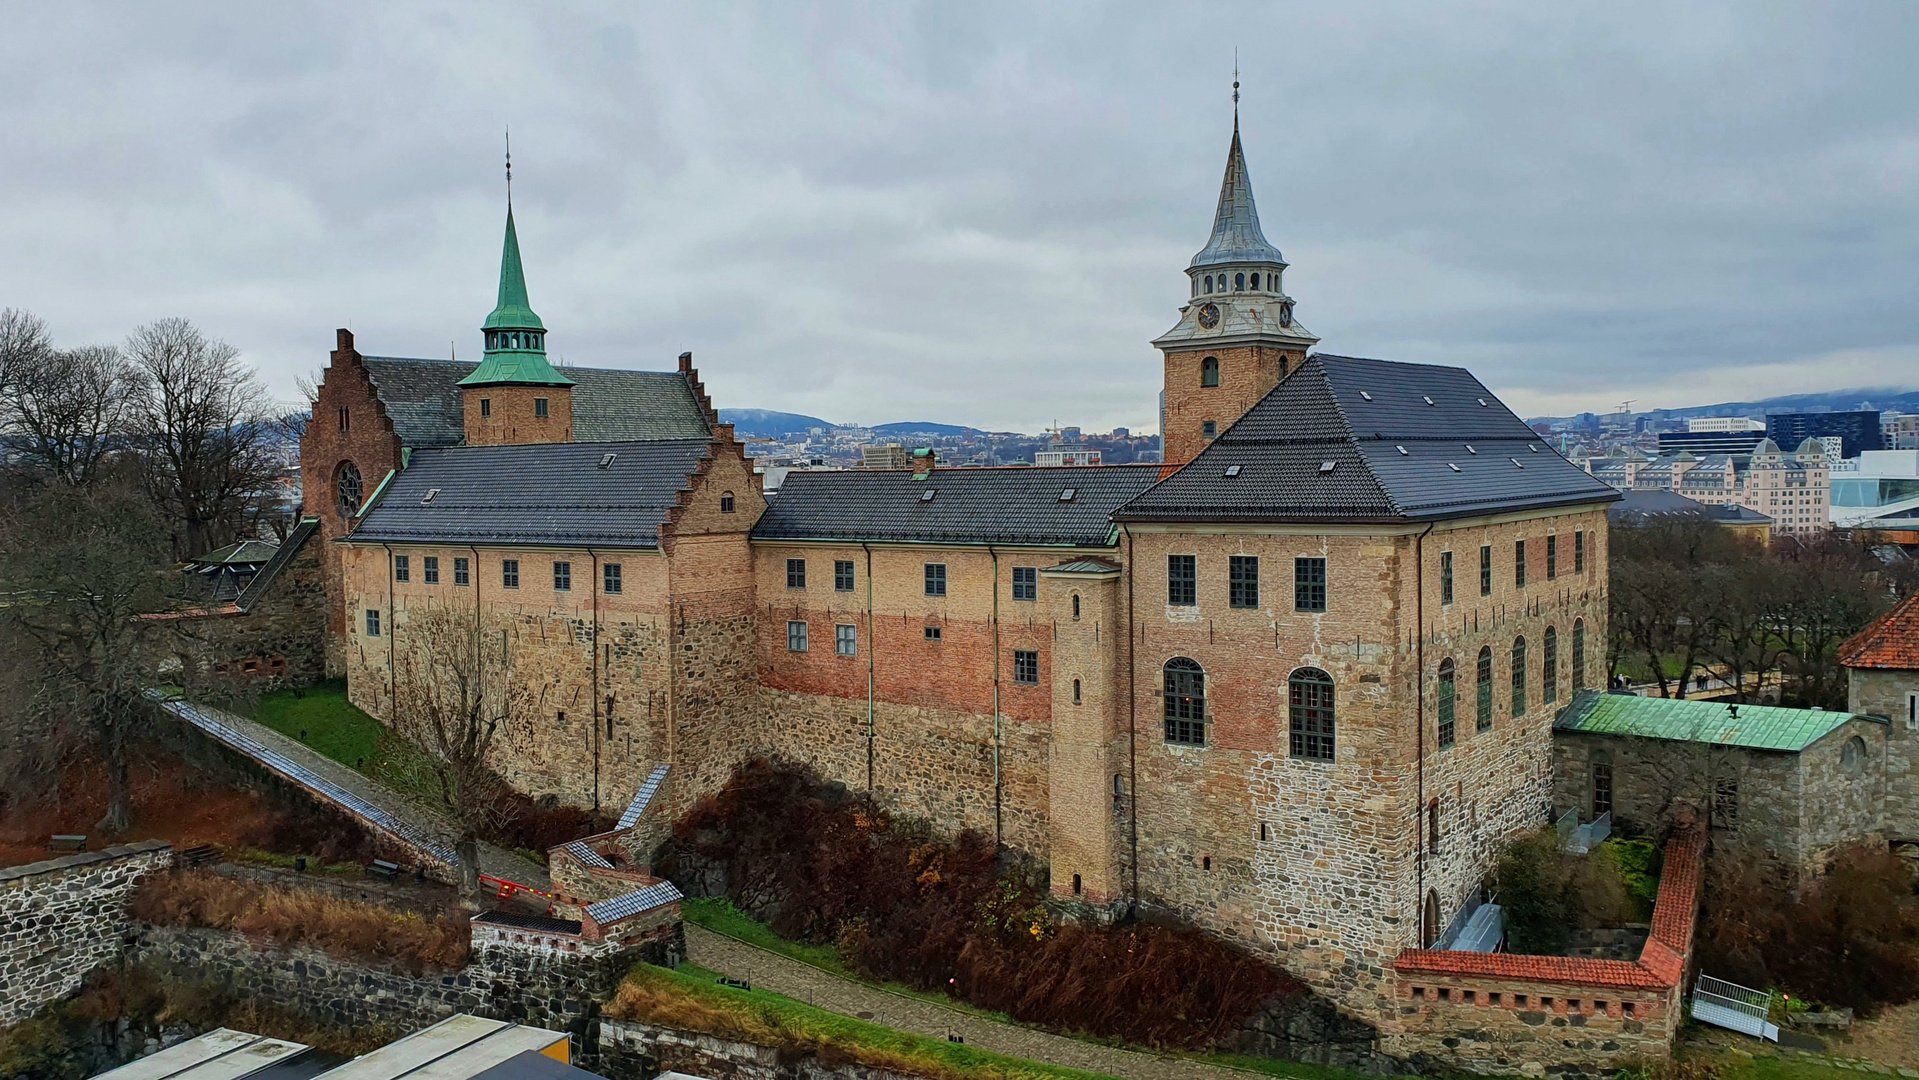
[1278,302,1293,328]
[1197,303,1220,329]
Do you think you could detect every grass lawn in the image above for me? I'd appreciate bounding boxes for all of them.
[249,679,441,806]
[1714,1053,1868,1080]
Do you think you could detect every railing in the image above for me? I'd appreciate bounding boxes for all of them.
[1690,974,1779,1042]
[1557,809,1611,853]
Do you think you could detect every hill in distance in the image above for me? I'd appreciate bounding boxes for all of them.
[870,420,981,437]
[718,409,834,438]
[1530,385,1919,424]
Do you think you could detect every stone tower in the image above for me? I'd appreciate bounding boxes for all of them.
[1154,111,1317,468]
[460,202,576,446]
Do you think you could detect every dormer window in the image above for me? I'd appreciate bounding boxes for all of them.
[1201,356,1220,387]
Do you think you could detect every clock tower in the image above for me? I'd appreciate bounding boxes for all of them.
[1155,106,1317,468]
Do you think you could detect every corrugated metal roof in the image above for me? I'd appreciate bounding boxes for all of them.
[752,465,1158,546]
[361,358,710,449]
[315,1016,566,1080]
[92,1030,311,1080]
[1553,689,1869,752]
[1116,354,1620,523]
[347,441,712,548]
[584,881,682,924]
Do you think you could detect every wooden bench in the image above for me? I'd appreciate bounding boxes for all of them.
[368,859,401,881]
[49,835,86,853]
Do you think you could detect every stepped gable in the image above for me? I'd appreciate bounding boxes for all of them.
[360,356,712,448]
[349,439,713,547]
[1116,353,1620,523]
[753,464,1160,547]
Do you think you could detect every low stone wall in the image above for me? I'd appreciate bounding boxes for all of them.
[0,841,175,1027]
[599,1018,928,1080]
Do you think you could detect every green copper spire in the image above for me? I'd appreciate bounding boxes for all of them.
[459,199,574,388]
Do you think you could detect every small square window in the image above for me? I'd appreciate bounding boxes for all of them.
[720,492,736,513]
[786,558,806,589]
[924,625,943,642]
[393,555,410,583]
[1013,650,1039,685]
[553,561,572,591]
[834,559,855,592]
[787,620,808,652]
[365,609,381,637]
[1168,554,1196,606]
[453,557,469,586]
[836,624,857,656]
[423,555,440,584]
[925,563,947,597]
[534,397,549,418]
[1294,557,1327,612]
[1229,555,1259,609]
[502,559,519,589]
[1012,566,1037,601]
[1202,420,1217,439]
[603,563,622,594]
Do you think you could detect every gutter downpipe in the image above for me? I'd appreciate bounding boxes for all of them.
[380,543,397,716]
[589,547,601,813]
[989,544,1003,851]
[1414,522,1434,940]
[862,542,876,795]
[469,543,483,717]
[1123,525,1139,911]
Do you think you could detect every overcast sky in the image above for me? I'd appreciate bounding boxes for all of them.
[3,3,1917,432]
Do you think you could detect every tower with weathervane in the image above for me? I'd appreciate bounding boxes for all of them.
[1156,90,1317,468]
[460,166,576,447]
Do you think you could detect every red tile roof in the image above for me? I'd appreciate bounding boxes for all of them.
[1840,593,1919,670]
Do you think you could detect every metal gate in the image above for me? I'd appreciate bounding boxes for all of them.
[1690,974,1780,1041]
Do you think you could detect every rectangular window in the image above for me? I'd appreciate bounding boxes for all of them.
[1229,555,1259,608]
[1480,545,1493,596]
[479,398,491,418]
[924,625,942,641]
[502,559,519,589]
[1546,535,1558,580]
[1012,566,1037,601]
[786,558,806,589]
[1908,693,1919,732]
[835,624,857,657]
[534,397,549,418]
[365,609,380,636]
[787,621,808,652]
[1592,762,1613,818]
[603,563,622,594]
[394,555,410,583]
[1575,531,1586,574]
[453,557,469,586]
[1168,554,1196,606]
[1013,649,1039,685]
[1713,776,1738,831]
[1514,539,1527,589]
[1439,551,1453,605]
[423,556,440,584]
[925,563,947,597]
[553,561,571,591]
[1294,557,1327,612]
[834,559,855,592]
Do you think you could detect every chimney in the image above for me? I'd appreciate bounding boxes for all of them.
[911,447,936,480]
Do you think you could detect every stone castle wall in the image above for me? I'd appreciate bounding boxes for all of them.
[599,1019,930,1080]
[1849,667,1919,842]
[0,842,176,1027]
[158,524,330,691]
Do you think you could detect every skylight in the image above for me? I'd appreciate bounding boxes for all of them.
[1396,445,1408,455]
[1423,395,1436,406]
[421,488,440,505]
[598,453,617,469]
[1359,391,1373,402]
[1224,465,1242,477]
[1465,444,1477,454]
[1319,461,1337,473]
[1448,463,1462,473]
[1511,458,1525,469]
[1528,444,1540,453]
[1058,488,1077,502]
[1477,398,1489,407]
[920,489,937,502]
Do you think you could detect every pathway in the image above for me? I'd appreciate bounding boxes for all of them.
[151,694,546,888]
[683,923,1257,1080]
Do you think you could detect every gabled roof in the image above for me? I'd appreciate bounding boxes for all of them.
[1115,354,1621,524]
[346,440,712,548]
[234,518,319,613]
[1553,689,1870,752]
[1610,489,1771,525]
[1840,592,1919,671]
[361,358,710,449]
[751,465,1160,547]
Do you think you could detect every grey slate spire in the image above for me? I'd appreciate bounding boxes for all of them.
[1190,117,1286,269]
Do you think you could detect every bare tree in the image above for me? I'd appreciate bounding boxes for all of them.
[0,480,172,833]
[4,344,141,485]
[0,308,52,402]
[389,602,523,906]
[125,318,282,559]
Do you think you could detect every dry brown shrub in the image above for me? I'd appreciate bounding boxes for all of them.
[131,870,469,973]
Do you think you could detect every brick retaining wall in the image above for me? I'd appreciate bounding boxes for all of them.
[0,841,175,1027]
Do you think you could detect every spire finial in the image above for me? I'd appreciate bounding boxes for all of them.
[1232,50,1240,125]
[505,127,513,206]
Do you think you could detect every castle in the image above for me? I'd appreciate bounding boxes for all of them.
[299,113,1621,1026]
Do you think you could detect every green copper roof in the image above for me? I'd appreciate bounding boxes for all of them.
[460,206,573,388]
[1553,689,1868,752]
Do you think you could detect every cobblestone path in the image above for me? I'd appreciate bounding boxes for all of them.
[683,924,1259,1080]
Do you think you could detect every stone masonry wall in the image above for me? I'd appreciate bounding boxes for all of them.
[598,1019,930,1080]
[1850,667,1919,842]
[0,842,175,1027]
[160,524,329,691]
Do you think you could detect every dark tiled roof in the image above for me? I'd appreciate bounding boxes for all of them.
[1610,489,1771,525]
[347,440,712,548]
[235,518,318,613]
[1116,354,1621,523]
[472,911,586,935]
[752,466,1160,546]
[361,357,711,448]
[1840,592,1919,670]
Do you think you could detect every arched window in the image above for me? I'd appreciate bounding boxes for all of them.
[1204,275,1214,294]
[1842,735,1866,774]
[1422,890,1441,948]
[1163,658,1205,745]
[1511,636,1528,717]
[1234,272,1246,291]
[1073,678,1083,705]
[1249,272,1260,290]
[1437,659,1456,749]
[1288,667,1335,761]
[336,461,364,518]
[1572,618,1587,691]
[1427,797,1441,853]
[1071,594,1081,620]
[1201,356,1220,387]
[1476,646,1493,732]
[1542,626,1558,704]
[720,491,736,513]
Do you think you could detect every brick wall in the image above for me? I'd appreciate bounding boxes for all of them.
[1850,667,1919,841]
[463,384,572,446]
[1161,343,1305,468]
[0,842,175,1027]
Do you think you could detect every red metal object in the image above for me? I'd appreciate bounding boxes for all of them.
[480,874,553,901]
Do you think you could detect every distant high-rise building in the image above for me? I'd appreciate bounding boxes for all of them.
[1767,410,1882,460]
[1687,416,1766,433]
